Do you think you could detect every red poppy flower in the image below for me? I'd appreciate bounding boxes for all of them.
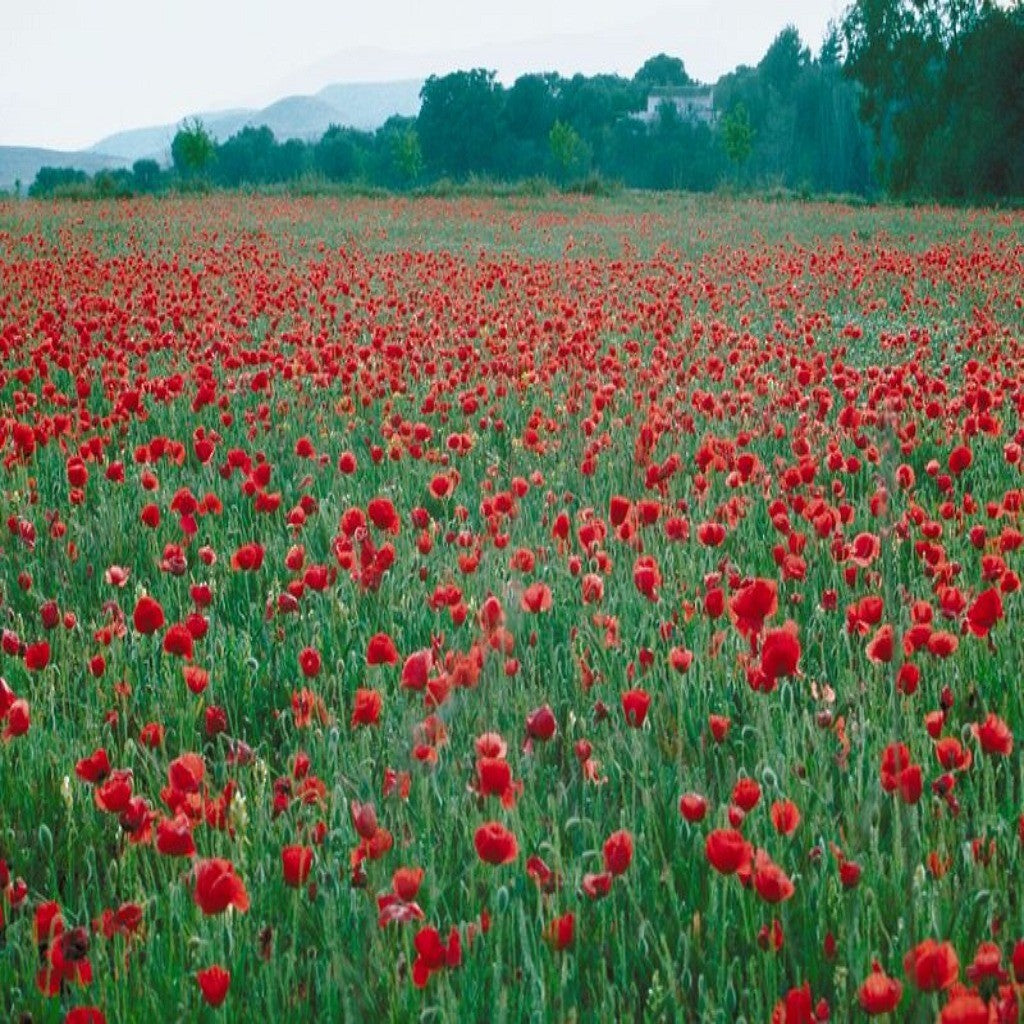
[732,777,761,812]
[75,748,110,785]
[948,444,972,475]
[162,623,194,660]
[965,588,1003,637]
[974,713,1013,756]
[729,578,778,639]
[965,941,1008,985]
[705,829,752,875]
[668,646,693,673]
[401,649,431,690]
[156,814,196,857]
[1,698,28,741]
[858,963,902,1015]
[770,799,800,836]
[865,624,894,664]
[903,939,959,991]
[298,647,322,678]
[525,704,557,741]
[603,829,633,876]
[411,925,461,987]
[927,631,959,658]
[282,845,313,888]
[770,982,825,1023]
[936,991,993,1024]
[366,633,399,666]
[621,689,651,728]
[391,867,425,901]
[544,912,574,950]
[168,752,205,794]
[230,542,264,571]
[65,1009,107,1024]
[197,964,231,1007]
[350,801,379,840]
[131,595,165,636]
[632,556,661,601]
[476,757,514,800]
[582,871,613,899]
[474,821,518,865]
[880,742,921,803]
[520,582,552,614]
[95,769,133,813]
[760,623,801,681]
[183,665,209,694]
[24,641,50,671]
[697,521,726,547]
[679,793,708,823]
[752,850,795,903]
[367,497,400,534]
[193,858,249,915]
[351,688,382,727]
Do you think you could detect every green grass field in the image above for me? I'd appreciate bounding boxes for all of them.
[1,193,1022,1022]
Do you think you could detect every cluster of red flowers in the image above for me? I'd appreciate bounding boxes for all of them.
[0,196,1022,1020]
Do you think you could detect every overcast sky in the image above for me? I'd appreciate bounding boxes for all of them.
[2,1,845,151]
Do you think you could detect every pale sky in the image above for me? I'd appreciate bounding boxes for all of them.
[2,1,844,151]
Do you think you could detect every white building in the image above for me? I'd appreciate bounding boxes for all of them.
[634,86,716,127]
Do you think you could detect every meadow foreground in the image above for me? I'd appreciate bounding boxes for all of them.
[0,194,1022,1022]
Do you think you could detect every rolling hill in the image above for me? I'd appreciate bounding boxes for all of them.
[87,80,423,163]
[0,147,128,193]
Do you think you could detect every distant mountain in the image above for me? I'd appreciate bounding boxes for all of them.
[0,147,128,192]
[314,80,423,130]
[87,112,250,166]
[87,80,424,163]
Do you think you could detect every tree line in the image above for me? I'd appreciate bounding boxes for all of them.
[26,0,1024,202]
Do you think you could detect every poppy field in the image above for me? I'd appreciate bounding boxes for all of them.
[1,193,1023,1022]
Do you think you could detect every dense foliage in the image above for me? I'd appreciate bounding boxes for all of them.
[842,0,1024,197]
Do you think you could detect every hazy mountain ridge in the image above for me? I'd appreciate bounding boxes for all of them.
[88,80,423,162]
[0,80,423,190]
[0,147,129,192]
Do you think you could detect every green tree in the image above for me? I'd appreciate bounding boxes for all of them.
[132,159,162,192]
[417,69,505,179]
[28,166,89,197]
[633,54,693,89]
[819,21,843,68]
[841,0,996,194]
[759,26,811,97]
[506,74,560,142]
[316,125,362,181]
[171,117,216,180]
[390,125,423,185]
[269,138,309,182]
[215,125,275,186]
[721,102,755,180]
[548,120,591,182]
[93,168,134,198]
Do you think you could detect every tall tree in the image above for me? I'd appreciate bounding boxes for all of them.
[841,0,1013,195]
[171,118,216,181]
[634,54,693,89]
[721,102,755,182]
[417,70,505,179]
